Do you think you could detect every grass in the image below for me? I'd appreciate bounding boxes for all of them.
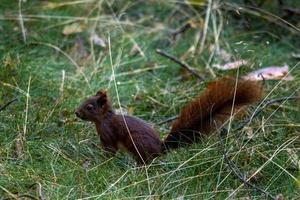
[0,0,299,199]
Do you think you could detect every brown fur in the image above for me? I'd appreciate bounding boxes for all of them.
[75,91,162,164]
[163,77,263,149]
[75,77,263,163]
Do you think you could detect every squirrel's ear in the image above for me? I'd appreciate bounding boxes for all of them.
[96,90,107,107]
[96,90,106,97]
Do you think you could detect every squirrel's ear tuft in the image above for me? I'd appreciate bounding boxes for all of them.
[96,90,107,107]
[96,90,107,97]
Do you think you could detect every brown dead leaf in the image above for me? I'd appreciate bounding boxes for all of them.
[63,23,84,35]
[243,64,294,81]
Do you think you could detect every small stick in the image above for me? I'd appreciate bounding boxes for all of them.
[0,98,18,112]
[156,49,204,81]
[218,129,276,200]
[171,22,192,39]
[158,115,178,125]
[235,96,300,131]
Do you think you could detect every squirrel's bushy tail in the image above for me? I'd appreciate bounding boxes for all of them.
[163,77,263,150]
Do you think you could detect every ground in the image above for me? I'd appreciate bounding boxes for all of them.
[0,0,299,199]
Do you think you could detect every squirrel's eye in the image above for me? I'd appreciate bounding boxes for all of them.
[86,104,94,111]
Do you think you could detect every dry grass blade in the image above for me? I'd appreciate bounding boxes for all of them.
[218,129,276,200]
[224,2,300,34]
[235,96,300,131]
[195,0,212,55]
[36,182,46,200]
[158,116,178,125]
[18,0,26,43]
[171,22,192,39]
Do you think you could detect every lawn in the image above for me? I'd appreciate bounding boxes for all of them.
[0,0,299,199]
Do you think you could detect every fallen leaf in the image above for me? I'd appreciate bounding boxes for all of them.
[213,60,248,70]
[63,23,83,35]
[90,33,106,48]
[243,64,294,81]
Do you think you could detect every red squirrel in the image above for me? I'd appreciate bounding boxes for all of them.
[75,77,263,164]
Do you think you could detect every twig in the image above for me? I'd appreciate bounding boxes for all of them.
[235,96,300,131]
[171,22,192,39]
[155,49,204,81]
[158,115,178,125]
[0,98,18,112]
[218,128,276,200]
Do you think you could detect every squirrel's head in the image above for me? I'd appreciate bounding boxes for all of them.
[75,90,111,122]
